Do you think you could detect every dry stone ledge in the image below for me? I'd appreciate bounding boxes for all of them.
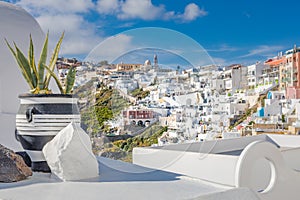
[43,122,99,181]
[0,144,32,183]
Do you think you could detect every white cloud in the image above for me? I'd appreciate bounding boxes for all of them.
[36,14,83,34]
[117,22,136,28]
[11,0,207,57]
[14,0,102,56]
[240,45,285,58]
[37,14,102,56]
[16,0,93,14]
[85,34,134,63]
[181,3,207,21]
[96,0,207,22]
[118,0,165,20]
[96,0,120,15]
[207,44,239,52]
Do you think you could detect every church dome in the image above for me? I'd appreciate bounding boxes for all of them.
[144,59,151,66]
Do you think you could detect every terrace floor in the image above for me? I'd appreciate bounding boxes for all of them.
[0,157,259,200]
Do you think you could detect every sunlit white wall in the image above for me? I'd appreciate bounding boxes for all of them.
[0,1,44,150]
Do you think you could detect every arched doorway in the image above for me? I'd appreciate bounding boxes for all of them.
[145,120,150,127]
[137,120,144,126]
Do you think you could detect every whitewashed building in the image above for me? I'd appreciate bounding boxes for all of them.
[223,64,248,92]
[247,62,265,88]
[115,79,138,94]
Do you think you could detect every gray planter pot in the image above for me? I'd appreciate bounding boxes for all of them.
[15,94,80,172]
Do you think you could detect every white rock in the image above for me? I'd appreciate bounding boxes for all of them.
[42,122,99,181]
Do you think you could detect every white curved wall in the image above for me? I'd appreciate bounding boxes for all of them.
[0,2,44,150]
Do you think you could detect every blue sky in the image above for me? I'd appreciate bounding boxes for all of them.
[4,0,300,66]
[85,27,214,68]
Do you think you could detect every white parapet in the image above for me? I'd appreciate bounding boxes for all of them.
[133,134,300,200]
[0,1,44,151]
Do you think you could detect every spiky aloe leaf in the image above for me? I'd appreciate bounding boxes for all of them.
[44,64,64,94]
[44,32,64,88]
[65,66,76,94]
[4,39,16,57]
[5,39,34,89]
[29,34,38,88]
[37,32,49,90]
[14,44,37,89]
[6,32,65,94]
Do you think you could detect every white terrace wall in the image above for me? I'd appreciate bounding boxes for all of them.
[0,2,44,150]
[133,135,300,200]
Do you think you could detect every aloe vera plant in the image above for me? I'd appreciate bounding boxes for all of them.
[5,32,76,94]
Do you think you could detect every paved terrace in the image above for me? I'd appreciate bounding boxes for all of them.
[0,157,259,200]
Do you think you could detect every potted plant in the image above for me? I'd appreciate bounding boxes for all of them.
[6,32,80,172]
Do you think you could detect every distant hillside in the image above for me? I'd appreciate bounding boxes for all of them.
[94,124,167,162]
[75,80,167,162]
[74,80,129,136]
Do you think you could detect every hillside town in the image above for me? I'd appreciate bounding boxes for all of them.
[57,45,300,148]
[3,1,300,199]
